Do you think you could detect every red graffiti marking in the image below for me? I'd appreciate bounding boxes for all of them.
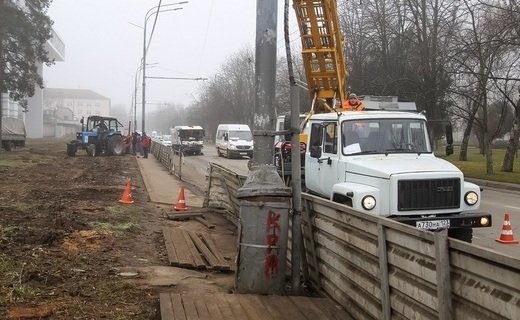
[264,210,281,278]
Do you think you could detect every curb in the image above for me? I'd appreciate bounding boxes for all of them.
[466,178,520,193]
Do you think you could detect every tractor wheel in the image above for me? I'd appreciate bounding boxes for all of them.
[86,143,97,157]
[109,135,124,156]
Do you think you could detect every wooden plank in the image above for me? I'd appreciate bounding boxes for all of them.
[186,230,221,269]
[235,294,270,320]
[171,294,188,320]
[168,228,196,267]
[377,223,391,320]
[204,295,224,320]
[221,293,251,320]
[449,238,520,270]
[310,297,352,320]
[319,262,382,319]
[194,217,215,229]
[193,296,211,320]
[181,229,206,269]
[288,296,329,320]
[450,249,520,289]
[385,228,436,258]
[314,230,379,278]
[163,227,179,265]
[302,199,320,284]
[434,230,452,320]
[261,295,307,320]
[249,295,285,320]
[198,232,230,270]
[160,292,176,320]
[181,294,199,320]
[316,246,381,298]
[213,294,235,319]
[386,242,437,284]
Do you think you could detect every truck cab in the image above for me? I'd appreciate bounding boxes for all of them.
[170,126,204,155]
[303,108,491,242]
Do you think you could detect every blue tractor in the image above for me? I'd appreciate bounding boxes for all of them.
[67,116,125,157]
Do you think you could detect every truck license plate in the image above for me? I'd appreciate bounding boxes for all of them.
[416,219,450,230]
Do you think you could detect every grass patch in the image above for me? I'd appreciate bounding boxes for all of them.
[439,147,520,184]
[0,254,41,304]
[88,221,140,233]
[0,197,33,211]
[106,205,140,215]
[0,224,19,239]
[0,158,27,168]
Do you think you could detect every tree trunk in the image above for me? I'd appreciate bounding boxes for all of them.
[502,112,520,172]
[459,113,476,161]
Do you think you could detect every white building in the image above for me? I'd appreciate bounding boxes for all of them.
[43,88,111,121]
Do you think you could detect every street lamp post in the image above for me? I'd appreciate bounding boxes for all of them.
[141,1,187,134]
[134,62,142,132]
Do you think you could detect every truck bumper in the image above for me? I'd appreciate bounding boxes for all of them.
[392,212,492,230]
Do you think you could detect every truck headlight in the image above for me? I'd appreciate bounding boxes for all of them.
[480,217,490,226]
[362,196,376,210]
[464,191,478,205]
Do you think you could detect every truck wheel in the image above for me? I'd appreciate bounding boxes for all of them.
[109,135,124,156]
[448,228,473,243]
[86,143,97,157]
[226,149,231,159]
[2,141,14,151]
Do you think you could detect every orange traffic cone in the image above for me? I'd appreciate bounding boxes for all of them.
[174,186,188,211]
[118,179,134,204]
[496,213,518,244]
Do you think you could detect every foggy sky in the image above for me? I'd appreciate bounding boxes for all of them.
[44,0,300,115]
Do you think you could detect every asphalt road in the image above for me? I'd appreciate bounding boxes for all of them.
[177,143,519,258]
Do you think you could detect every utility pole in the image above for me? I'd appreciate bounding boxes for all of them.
[235,0,292,295]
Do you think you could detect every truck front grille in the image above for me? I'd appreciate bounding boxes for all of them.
[237,146,250,150]
[398,179,460,211]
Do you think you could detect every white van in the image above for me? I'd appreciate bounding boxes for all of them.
[215,124,253,158]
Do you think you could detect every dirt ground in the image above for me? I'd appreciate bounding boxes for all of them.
[0,138,236,319]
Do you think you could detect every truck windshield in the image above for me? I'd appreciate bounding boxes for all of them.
[229,131,252,140]
[179,130,204,140]
[342,119,431,155]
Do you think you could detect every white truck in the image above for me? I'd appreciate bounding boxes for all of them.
[170,125,204,155]
[1,117,26,151]
[301,101,491,242]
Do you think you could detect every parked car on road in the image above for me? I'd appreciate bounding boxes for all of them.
[161,135,172,147]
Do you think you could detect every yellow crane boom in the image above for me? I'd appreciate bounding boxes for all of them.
[293,0,348,112]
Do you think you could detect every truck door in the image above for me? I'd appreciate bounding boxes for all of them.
[305,122,339,197]
[319,122,339,196]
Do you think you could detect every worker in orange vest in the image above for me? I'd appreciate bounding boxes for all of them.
[343,93,365,111]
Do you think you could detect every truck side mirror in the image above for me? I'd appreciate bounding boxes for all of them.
[310,146,322,158]
[283,114,291,141]
[224,133,228,141]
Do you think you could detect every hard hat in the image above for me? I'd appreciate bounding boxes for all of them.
[349,93,357,99]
